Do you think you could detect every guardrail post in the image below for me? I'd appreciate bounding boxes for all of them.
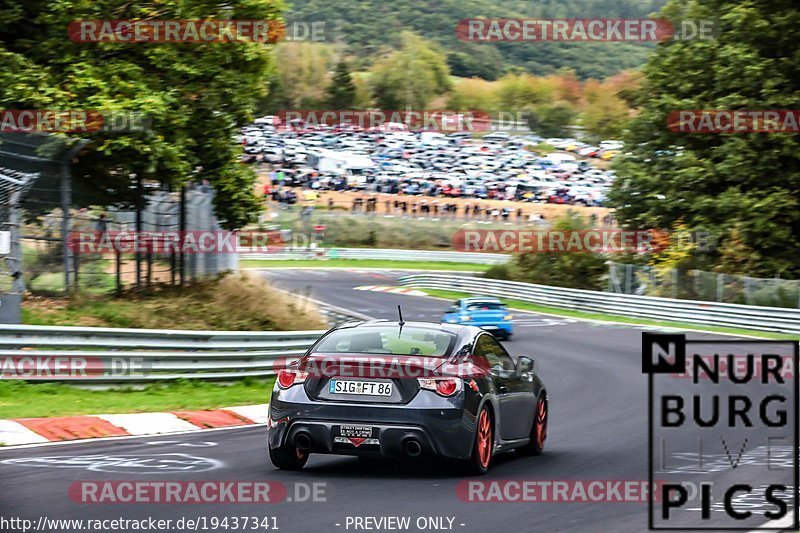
[73,245,80,289]
[179,185,186,286]
[146,242,153,286]
[671,269,678,299]
[115,250,122,294]
[135,173,143,289]
[624,264,632,294]
[60,161,72,292]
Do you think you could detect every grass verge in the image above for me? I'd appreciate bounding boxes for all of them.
[0,378,275,419]
[419,288,797,340]
[240,259,491,272]
[10,274,320,421]
[22,273,327,330]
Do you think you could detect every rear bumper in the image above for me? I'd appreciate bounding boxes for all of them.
[477,323,513,335]
[442,320,513,335]
[277,420,442,458]
[268,394,476,460]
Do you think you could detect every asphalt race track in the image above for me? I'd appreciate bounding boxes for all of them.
[0,268,795,533]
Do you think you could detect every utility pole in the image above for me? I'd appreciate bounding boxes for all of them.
[61,161,71,291]
[135,173,142,289]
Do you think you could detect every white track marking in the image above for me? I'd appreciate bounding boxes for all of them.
[0,420,49,446]
[222,404,269,424]
[353,285,428,296]
[96,413,200,435]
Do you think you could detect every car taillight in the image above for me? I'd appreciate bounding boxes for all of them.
[277,369,308,389]
[418,377,462,397]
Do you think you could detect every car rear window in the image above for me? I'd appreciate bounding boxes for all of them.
[466,302,506,311]
[311,326,457,357]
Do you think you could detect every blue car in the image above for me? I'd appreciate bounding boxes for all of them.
[441,297,513,340]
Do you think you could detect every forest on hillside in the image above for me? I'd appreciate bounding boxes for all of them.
[287,0,668,79]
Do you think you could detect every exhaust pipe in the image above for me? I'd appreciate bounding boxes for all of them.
[402,438,422,457]
[294,432,312,452]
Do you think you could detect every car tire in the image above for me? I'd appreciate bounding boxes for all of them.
[464,406,494,475]
[503,332,513,341]
[520,393,548,456]
[269,443,309,470]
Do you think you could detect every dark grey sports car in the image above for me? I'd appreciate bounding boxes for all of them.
[267,320,548,474]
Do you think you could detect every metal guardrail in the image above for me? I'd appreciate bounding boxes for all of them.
[241,247,510,265]
[0,287,370,384]
[0,324,329,383]
[398,274,800,335]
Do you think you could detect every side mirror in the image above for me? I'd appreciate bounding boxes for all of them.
[446,305,458,313]
[516,356,535,378]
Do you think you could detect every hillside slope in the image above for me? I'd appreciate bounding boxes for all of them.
[287,0,668,79]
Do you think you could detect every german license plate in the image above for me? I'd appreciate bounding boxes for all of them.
[329,380,393,396]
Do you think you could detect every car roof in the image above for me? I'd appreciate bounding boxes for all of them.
[462,297,503,303]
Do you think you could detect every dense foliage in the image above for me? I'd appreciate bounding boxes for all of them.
[0,0,283,228]
[484,212,612,290]
[370,32,452,109]
[609,0,800,277]
[326,60,358,109]
[287,0,668,79]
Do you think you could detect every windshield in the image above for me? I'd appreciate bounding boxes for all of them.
[312,326,457,357]
[465,302,506,311]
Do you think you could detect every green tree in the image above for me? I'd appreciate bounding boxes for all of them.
[495,73,553,109]
[0,0,283,228]
[446,78,498,111]
[581,79,631,141]
[287,0,668,79]
[271,42,334,109]
[528,102,576,137]
[325,60,357,109]
[370,32,451,109]
[714,226,761,275]
[609,0,800,277]
[446,47,504,80]
[506,212,608,290]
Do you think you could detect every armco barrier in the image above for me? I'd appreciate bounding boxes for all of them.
[0,324,327,383]
[0,293,370,384]
[242,247,510,265]
[398,274,800,335]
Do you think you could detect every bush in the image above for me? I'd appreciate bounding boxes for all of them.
[483,263,516,281]
[503,212,608,290]
[23,273,328,331]
[514,251,607,290]
[748,284,800,308]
